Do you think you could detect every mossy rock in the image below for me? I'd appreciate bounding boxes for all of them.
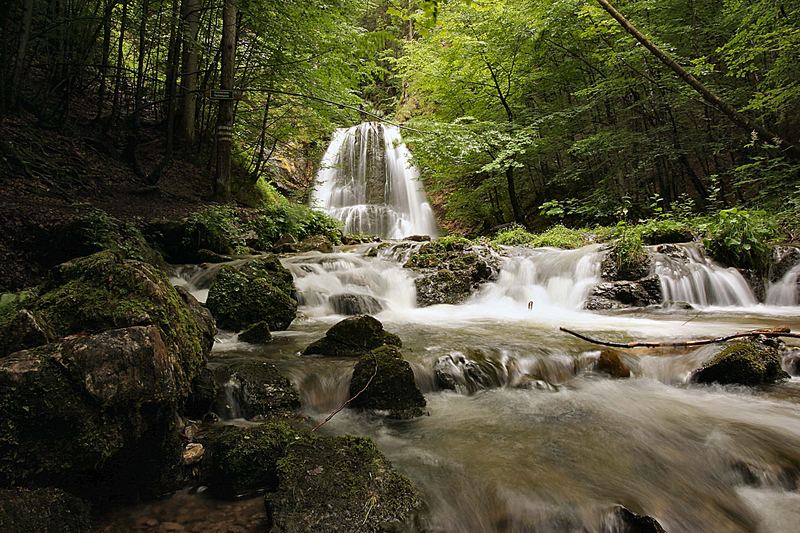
[0,327,185,500]
[0,487,92,533]
[206,255,297,331]
[58,206,163,267]
[238,321,273,344]
[302,315,401,357]
[202,422,299,499]
[0,252,212,389]
[349,346,426,419]
[692,342,790,386]
[184,367,219,419]
[214,361,300,420]
[266,433,422,532]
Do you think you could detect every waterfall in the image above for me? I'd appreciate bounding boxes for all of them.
[766,264,800,306]
[652,243,758,307]
[473,246,603,310]
[310,122,438,239]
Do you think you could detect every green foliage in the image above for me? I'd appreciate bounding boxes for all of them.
[702,208,776,272]
[612,222,647,273]
[636,218,695,245]
[428,235,473,252]
[493,225,588,249]
[248,205,342,249]
[184,206,248,255]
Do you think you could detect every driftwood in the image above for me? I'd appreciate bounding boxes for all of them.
[559,326,800,349]
[312,352,378,432]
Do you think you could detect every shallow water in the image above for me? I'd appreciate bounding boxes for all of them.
[108,244,800,532]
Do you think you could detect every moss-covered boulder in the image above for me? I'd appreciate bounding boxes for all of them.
[201,422,298,499]
[692,342,790,386]
[328,293,383,315]
[596,350,631,378]
[238,321,273,344]
[206,255,297,331]
[0,487,92,533]
[0,252,214,499]
[266,434,422,532]
[302,315,401,357]
[585,277,662,310]
[185,367,219,419]
[214,361,300,420]
[349,346,426,419]
[404,240,498,306]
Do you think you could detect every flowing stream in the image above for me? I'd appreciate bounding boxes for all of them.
[149,242,800,533]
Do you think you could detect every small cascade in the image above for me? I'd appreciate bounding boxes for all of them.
[652,243,757,307]
[281,249,417,317]
[217,378,243,419]
[170,260,249,304]
[474,245,603,310]
[311,122,438,239]
[766,264,800,306]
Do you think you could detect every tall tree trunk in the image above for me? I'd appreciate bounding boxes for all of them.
[595,0,798,158]
[110,0,128,127]
[10,0,34,109]
[96,0,115,119]
[214,0,236,201]
[179,0,200,144]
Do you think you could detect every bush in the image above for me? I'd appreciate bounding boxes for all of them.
[636,218,695,245]
[702,208,776,273]
[184,205,247,255]
[247,204,342,250]
[493,225,588,249]
[612,223,647,273]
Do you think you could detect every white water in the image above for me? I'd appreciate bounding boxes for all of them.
[310,122,438,239]
[652,243,758,307]
[767,264,800,306]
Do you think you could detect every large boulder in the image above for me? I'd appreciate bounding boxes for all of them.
[206,255,297,331]
[0,252,214,499]
[404,240,498,307]
[265,434,422,532]
[302,315,401,357]
[238,321,273,344]
[692,341,790,386]
[349,346,426,419]
[585,277,662,310]
[213,361,300,420]
[201,422,298,499]
[0,487,92,533]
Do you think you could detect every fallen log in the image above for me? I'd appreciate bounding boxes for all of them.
[559,326,799,349]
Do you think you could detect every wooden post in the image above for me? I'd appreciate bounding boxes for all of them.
[214,0,236,202]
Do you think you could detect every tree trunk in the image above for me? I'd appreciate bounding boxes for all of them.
[10,0,34,109]
[214,0,236,201]
[179,0,200,144]
[595,0,798,158]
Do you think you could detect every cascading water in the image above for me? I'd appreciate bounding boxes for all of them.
[652,243,758,307]
[310,122,438,239]
[767,264,800,306]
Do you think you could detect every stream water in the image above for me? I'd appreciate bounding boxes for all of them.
[118,242,800,533]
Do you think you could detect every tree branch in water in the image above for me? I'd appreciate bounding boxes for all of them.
[559,326,799,349]
[312,352,378,432]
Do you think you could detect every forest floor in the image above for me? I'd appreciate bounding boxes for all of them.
[0,111,216,290]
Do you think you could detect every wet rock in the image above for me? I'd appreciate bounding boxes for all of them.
[769,246,800,283]
[206,255,297,331]
[784,348,800,376]
[349,346,426,419]
[601,249,652,281]
[692,341,790,386]
[328,293,383,315]
[434,352,506,393]
[405,235,431,242]
[197,249,234,263]
[585,277,662,310]
[341,233,380,245]
[182,443,205,466]
[265,433,421,532]
[596,350,631,378]
[738,268,766,302]
[202,422,298,499]
[174,285,216,354]
[0,487,92,533]
[607,505,666,533]
[185,367,219,419]
[238,321,273,344]
[656,243,689,261]
[214,361,300,419]
[295,235,334,253]
[302,315,401,357]
[404,239,498,307]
